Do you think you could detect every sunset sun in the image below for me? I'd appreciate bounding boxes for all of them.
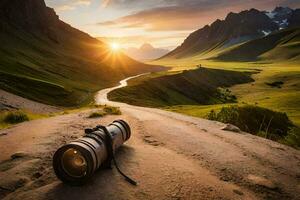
[110,42,120,51]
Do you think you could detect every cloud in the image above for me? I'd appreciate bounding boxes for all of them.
[97,0,300,32]
[101,0,111,8]
[51,0,91,11]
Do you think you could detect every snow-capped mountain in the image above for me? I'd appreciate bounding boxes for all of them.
[162,7,300,59]
[265,7,293,30]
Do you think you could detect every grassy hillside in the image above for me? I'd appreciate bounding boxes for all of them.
[108,68,253,107]
[149,58,300,126]
[0,0,163,107]
[214,28,300,62]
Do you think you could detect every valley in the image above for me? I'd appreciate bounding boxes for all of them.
[107,7,300,146]
[0,1,299,199]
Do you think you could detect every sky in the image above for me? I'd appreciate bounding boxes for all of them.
[45,0,300,50]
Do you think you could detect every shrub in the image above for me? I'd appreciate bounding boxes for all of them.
[216,88,237,103]
[103,106,121,115]
[266,81,284,88]
[88,111,106,118]
[207,105,294,141]
[3,111,29,124]
[284,127,300,149]
[88,106,121,118]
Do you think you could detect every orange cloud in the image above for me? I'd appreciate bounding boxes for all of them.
[52,0,91,11]
[98,0,300,31]
[101,0,111,8]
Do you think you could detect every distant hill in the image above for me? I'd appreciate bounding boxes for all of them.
[161,7,300,60]
[0,0,163,106]
[126,43,169,61]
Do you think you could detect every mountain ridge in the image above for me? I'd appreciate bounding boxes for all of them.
[161,7,300,60]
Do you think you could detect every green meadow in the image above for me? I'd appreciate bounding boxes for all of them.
[149,59,300,126]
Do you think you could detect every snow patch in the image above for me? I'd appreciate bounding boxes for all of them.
[262,30,271,36]
[266,11,276,19]
[275,18,289,29]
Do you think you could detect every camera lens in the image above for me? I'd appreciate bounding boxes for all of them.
[53,120,131,185]
[61,148,87,178]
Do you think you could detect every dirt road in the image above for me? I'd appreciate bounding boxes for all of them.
[0,76,299,200]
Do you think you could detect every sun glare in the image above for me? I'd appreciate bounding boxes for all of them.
[110,42,120,51]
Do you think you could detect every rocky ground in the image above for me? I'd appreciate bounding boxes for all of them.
[0,90,60,114]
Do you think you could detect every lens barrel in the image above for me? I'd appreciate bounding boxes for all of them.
[53,120,131,185]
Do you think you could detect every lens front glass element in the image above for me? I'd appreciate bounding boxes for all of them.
[61,148,87,178]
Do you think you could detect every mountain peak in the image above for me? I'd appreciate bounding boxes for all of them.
[273,6,293,13]
[265,6,294,29]
[140,43,154,51]
[126,43,169,61]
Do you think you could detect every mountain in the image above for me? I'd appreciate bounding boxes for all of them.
[265,7,293,29]
[126,43,169,61]
[162,7,300,60]
[0,0,163,106]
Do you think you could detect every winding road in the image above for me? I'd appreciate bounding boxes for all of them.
[0,75,300,200]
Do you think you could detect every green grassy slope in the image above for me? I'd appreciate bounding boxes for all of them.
[214,28,300,62]
[148,59,300,126]
[0,1,164,107]
[108,68,253,107]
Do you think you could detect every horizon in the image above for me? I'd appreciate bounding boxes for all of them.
[45,0,300,50]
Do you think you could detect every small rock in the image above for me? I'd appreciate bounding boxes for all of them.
[15,177,29,188]
[233,189,243,195]
[221,177,230,182]
[32,172,43,179]
[11,152,28,159]
[247,174,277,189]
[71,135,78,139]
[0,133,8,137]
[220,167,227,171]
[222,124,241,133]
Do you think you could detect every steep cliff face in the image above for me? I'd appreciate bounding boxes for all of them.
[0,0,163,106]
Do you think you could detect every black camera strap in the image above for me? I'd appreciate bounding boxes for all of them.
[96,125,137,186]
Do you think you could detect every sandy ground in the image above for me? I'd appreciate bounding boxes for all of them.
[0,89,60,113]
[0,76,300,200]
